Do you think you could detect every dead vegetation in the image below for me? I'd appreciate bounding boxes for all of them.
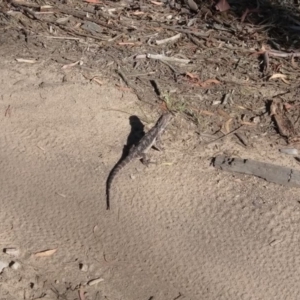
[1,0,300,145]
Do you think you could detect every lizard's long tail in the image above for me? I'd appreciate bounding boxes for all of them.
[106,167,117,210]
[105,159,129,210]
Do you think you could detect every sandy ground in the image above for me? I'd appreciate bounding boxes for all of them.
[1,58,300,300]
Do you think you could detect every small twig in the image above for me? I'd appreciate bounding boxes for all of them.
[115,69,154,106]
[187,33,203,47]
[127,72,156,77]
[159,60,180,80]
[156,24,243,46]
[235,132,248,146]
[37,35,81,40]
[135,53,191,64]
[4,105,11,117]
[204,125,244,145]
[155,33,181,45]
[116,68,131,87]
[159,24,209,38]
[268,49,300,58]
[78,287,86,300]
[262,51,270,75]
[56,6,118,31]
[22,7,40,20]
[11,0,39,8]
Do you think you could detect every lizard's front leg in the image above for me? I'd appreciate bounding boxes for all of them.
[141,152,151,166]
[141,152,157,167]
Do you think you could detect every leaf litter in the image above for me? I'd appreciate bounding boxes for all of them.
[2,0,300,145]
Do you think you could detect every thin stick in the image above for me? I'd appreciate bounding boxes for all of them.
[262,51,270,75]
[204,125,244,145]
[155,33,181,45]
[38,35,81,40]
[135,53,191,64]
[268,50,300,58]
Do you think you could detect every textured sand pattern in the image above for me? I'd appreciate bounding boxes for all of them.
[0,62,300,299]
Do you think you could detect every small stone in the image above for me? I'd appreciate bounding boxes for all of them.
[0,260,9,273]
[10,261,21,270]
[79,263,88,272]
[3,248,20,257]
[251,116,260,124]
[279,148,298,156]
[88,278,104,286]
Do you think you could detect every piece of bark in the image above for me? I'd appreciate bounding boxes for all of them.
[213,155,300,187]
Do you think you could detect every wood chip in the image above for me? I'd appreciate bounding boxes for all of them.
[34,248,57,257]
[214,155,300,187]
[16,58,37,63]
[61,60,82,69]
[269,73,290,84]
[88,278,104,286]
[78,287,86,300]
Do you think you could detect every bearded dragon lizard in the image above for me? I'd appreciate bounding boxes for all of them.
[106,112,173,210]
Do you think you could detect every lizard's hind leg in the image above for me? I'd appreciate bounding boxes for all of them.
[153,137,165,151]
[141,153,157,167]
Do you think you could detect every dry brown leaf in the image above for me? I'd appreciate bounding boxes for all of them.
[284,103,293,110]
[270,100,294,138]
[200,79,220,88]
[185,72,199,80]
[269,73,290,84]
[274,114,294,138]
[79,287,86,300]
[185,72,202,85]
[200,110,214,116]
[185,73,220,87]
[115,85,132,92]
[224,118,233,134]
[215,0,230,12]
[34,248,57,257]
[217,109,231,120]
[241,8,260,23]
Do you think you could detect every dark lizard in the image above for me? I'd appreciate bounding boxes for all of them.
[106,112,173,210]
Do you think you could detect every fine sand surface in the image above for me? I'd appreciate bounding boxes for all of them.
[0,59,300,300]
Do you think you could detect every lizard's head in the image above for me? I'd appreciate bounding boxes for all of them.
[156,112,173,129]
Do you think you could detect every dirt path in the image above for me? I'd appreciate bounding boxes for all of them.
[0,58,300,300]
